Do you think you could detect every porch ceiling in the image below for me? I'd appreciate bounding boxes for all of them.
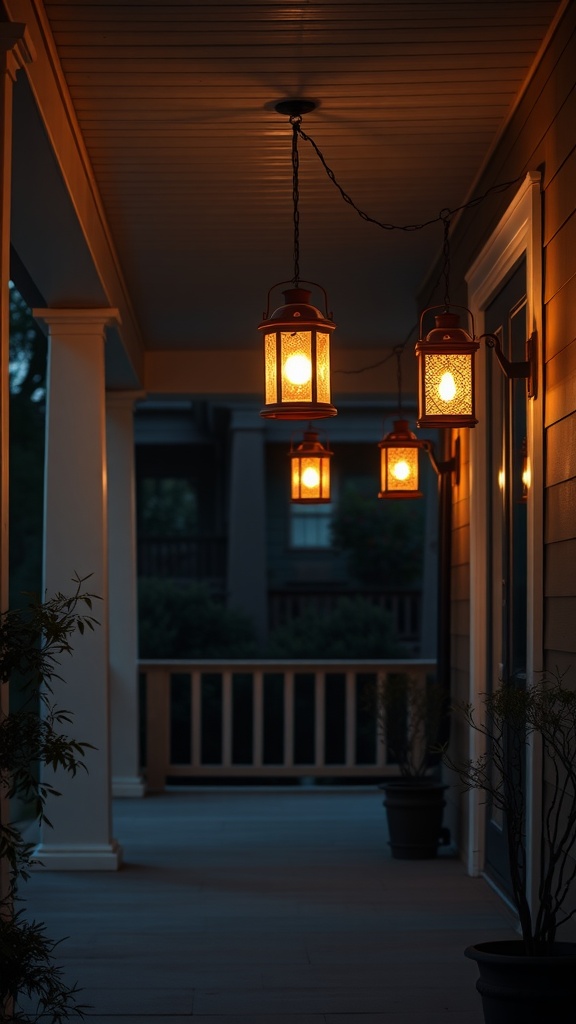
[12,2,565,366]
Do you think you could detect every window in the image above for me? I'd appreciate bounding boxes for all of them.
[290,501,333,549]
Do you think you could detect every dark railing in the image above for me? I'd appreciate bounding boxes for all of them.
[138,535,227,581]
[137,539,420,647]
[268,589,421,644]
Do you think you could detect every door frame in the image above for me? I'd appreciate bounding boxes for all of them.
[464,171,543,901]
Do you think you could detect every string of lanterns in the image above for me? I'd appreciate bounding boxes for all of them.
[259,100,536,503]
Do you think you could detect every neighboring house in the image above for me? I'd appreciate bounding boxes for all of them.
[134,398,431,654]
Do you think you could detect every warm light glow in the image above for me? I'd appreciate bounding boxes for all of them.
[259,288,336,419]
[284,352,312,386]
[438,372,457,403]
[391,459,411,481]
[498,468,505,490]
[522,461,531,490]
[416,310,478,427]
[301,465,320,489]
[378,423,422,499]
[290,430,332,503]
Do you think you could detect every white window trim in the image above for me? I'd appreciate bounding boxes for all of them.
[464,171,544,891]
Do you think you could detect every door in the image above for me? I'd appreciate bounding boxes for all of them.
[483,257,528,896]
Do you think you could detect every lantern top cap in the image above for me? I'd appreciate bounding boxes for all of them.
[291,428,333,455]
[434,312,461,329]
[391,418,417,438]
[379,419,421,446]
[260,287,335,328]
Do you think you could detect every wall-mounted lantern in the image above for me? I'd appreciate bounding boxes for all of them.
[416,305,537,429]
[378,419,423,499]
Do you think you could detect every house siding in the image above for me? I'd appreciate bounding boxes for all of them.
[420,4,576,884]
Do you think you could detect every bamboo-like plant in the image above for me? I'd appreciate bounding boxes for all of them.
[374,672,446,778]
[444,671,576,955]
[0,575,97,1021]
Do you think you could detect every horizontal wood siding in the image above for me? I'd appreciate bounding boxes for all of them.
[419,4,576,874]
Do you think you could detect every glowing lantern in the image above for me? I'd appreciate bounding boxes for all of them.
[289,428,332,503]
[378,420,423,499]
[416,311,479,428]
[260,286,336,420]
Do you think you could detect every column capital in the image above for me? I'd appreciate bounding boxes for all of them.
[33,308,121,335]
[0,23,35,80]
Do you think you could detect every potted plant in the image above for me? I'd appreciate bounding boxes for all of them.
[0,575,96,1022]
[374,672,448,859]
[444,671,576,1023]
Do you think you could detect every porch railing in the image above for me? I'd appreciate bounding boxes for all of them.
[139,659,436,792]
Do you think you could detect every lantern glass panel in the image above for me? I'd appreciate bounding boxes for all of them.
[316,331,331,405]
[321,454,330,494]
[281,331,312,403]
[424,352,473,419]
[291,454,331,502]
[264,332,277,406]
[385,446,419,493]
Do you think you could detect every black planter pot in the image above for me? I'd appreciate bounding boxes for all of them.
[465,940,576,1024]
[380,778,447,859]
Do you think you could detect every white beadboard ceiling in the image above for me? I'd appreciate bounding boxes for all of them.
[41,0,562,353]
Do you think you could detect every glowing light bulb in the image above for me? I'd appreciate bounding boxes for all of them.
[284,353,312,386]
[302,465,320,489]
[392,459,411,482]
[438,371,457,403]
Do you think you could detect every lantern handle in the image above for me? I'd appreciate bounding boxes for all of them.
[263,279,333,320]
[418,303,476,339]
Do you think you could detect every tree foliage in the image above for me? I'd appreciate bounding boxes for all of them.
[265,597,406,659]
[9,283,47,607]
[138,578,258,658]
[330,486,424,588]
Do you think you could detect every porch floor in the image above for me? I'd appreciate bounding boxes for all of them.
[24,788,517,1023]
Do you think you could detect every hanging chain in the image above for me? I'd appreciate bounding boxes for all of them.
[296,121,523,235]
[394,344,404,417]
[440,209,451,308]
[290,115,301,286]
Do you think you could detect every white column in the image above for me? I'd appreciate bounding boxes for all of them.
[0,20,34,908]
[227,411,268,644]
[33,308,122,870]
[106,391,145,797]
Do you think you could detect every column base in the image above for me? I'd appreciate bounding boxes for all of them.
[112,775,146,798]
[32,838,123,871]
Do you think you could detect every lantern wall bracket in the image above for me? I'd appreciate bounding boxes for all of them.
[480,330,537,400]
[421,437,461,486]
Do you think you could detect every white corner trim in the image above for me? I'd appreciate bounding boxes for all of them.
[465,171,544,898]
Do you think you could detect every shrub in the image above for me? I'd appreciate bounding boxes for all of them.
[265,596,406,659]
[138,578,258,658]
